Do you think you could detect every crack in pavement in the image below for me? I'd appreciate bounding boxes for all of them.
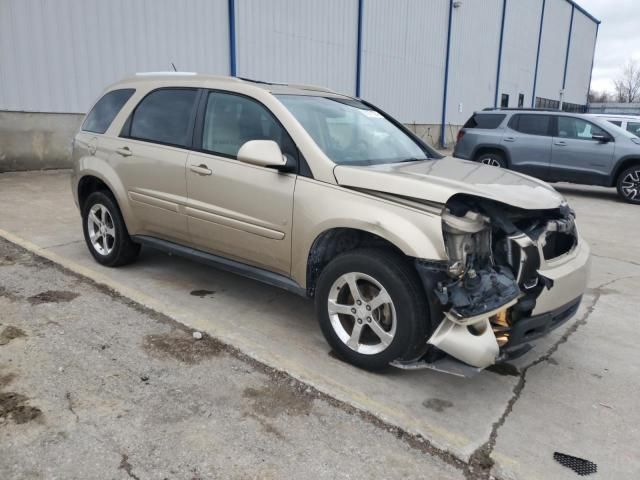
[65,392,79,423]
[590,253,640,268]
[119,454,141,480]
[464,275,638,480]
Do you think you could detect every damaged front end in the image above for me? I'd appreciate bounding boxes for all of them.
[398,194,587,375]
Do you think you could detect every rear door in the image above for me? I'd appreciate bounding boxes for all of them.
[114,87,200,243]
[185,90,297,275]
[502,114,553,179]
[549,116,615,184]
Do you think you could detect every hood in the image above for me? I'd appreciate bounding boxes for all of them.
[333,157,565,211]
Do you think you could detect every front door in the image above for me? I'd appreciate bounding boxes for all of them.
[550,116,615,184]
[185,91,298,276]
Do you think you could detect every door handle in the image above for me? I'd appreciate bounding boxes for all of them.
[190,163,212,176]
[554,141,567,146]
[504,137,515,142]
[116,146,132,157]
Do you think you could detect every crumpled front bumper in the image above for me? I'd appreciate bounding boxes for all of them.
[426,237,591,370]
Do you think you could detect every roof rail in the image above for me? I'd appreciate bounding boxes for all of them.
[135,71,198,76]
[286,83,337,94]
[482,107,562,113]
[238,76,337,94]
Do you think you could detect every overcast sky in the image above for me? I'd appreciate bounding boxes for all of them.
[578,0,639,93]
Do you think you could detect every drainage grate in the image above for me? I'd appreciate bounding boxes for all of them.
[554,452,597,476]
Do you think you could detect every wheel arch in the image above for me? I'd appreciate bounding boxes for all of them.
[75,166,138,234]
[472,144,511,167]
[610,156,640,187]
[305,227,425,297]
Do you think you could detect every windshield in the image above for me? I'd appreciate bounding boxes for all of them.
[276,95,432,165]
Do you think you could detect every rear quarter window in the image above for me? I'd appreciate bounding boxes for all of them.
[463,114,506,129]
[82,89,135,134]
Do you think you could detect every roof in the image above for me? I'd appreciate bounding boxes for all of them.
[110,72,348,98]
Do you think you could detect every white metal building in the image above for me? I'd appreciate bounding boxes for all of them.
[0,0,599,154]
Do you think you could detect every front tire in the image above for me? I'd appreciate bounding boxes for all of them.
[315,249,429,371]
[476,151,507,168]
[82,191,140,267]
[616,165,640,204]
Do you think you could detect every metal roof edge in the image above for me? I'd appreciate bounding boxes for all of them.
[567,0,601,25]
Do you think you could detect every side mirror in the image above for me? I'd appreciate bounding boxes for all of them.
[237,140,287,169]
[591,134,611,143]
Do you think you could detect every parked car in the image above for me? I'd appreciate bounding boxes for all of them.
[71,74,590,375]
[590,113,640,137]
[454,109,640,204]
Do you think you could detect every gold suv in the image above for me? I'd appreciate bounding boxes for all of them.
[71,73,590,375]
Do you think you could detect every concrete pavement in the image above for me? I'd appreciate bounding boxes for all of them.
[0,170,639,479]
[0,238,462,479]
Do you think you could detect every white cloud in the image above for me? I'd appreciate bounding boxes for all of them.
[576,0,640,92]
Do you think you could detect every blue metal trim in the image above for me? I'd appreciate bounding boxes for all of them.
[565,0,600,25]
[228,0,237,76]
[494,0,508,108]
[355,0,363,97]
[531,0,546,108]
[440,0,454,148]
[562,5,575,89]
[586,23,599,104]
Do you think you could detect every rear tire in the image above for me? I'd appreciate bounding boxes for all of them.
[476,151,507,168]
[315,249,429,371]
[616,165,640,204]
[82,191,140,267]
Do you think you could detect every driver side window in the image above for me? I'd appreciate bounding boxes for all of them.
[557,117,607,140]
[201,91,296,159]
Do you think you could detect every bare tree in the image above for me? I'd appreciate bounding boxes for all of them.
[613,59,640,103]
[588,89,611,103]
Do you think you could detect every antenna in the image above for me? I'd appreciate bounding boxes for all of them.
[171,62,177,72]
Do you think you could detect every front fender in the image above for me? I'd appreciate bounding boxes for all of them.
[291,178,447,287]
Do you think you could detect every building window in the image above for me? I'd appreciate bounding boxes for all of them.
[518,94,525,108]
[501,94,509,108]
[535,97,560,110]
[561,102,588,113]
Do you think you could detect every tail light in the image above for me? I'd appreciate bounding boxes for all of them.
[456,129,465,144]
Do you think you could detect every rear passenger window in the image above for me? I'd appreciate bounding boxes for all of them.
[128,88,199,148]
[608,120,623,127]
[82,89,135,134]
[510,114,551,136]
[463,114,506,129]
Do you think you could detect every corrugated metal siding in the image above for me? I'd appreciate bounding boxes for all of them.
[360,0,449,124]
[0,0,229,113]
[498,0,543,109]
[235,0,358,96]
[563,10,598,105]
[536,0,572,101]
[446,0,503,125]
[0,0,598,122]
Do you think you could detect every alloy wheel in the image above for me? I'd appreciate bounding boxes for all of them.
[481,157,502,167]
[620,169,640,201]
[87,203,116,256]
[327,272,397,355]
